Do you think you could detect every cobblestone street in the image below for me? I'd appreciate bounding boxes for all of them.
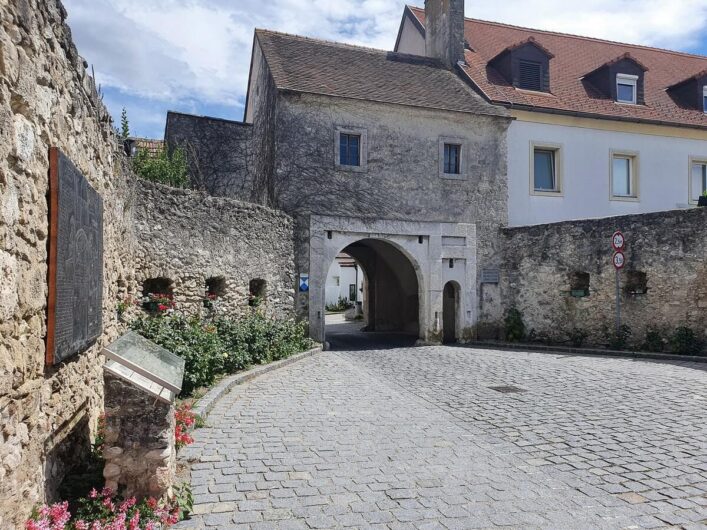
[176,344,707,529]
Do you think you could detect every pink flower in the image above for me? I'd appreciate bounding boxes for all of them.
[89,488,99,499]
[128,511,140,530]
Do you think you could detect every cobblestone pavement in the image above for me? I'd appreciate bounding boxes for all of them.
[175,345,707,529]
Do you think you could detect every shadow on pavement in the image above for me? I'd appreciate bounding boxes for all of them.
[325,321,418,351]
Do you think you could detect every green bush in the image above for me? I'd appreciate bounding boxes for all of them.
[132,147,189,188]
[503,308,526,342]
[608,324,632,350]
[669,326,704,356]
[130,313,314,396]
[568,327,588,347]
[641,327,666,352]
[326,297,353,312]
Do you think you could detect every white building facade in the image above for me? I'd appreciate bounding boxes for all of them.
[395,3,707,228]
[507,113,707,226]
[325,253,364,307]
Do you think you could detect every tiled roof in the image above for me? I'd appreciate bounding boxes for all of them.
[129,137,164,157]
[409,7,707,129]
[254,29,507,117]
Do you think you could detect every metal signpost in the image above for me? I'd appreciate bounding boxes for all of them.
[611,231,626,332]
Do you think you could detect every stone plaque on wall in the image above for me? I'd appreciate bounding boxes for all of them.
[46,147,103,365]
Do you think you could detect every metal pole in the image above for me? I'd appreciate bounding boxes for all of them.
[615,269,621,332]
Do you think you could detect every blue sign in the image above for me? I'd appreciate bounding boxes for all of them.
[299,274,309,292]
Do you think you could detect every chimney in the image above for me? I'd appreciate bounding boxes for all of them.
[424,0,465,69]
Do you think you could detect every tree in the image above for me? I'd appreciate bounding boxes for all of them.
[120,107,130,140]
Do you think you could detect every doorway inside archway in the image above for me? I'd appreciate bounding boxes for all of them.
[443,281,459,344]
[324,239,420,349]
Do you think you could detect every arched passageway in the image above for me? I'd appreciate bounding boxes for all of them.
[324,239,420,348]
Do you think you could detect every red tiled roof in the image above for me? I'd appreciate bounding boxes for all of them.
[409,6,707,129]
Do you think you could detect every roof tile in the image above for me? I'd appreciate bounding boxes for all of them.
[410,6,707,129]
[255,29,507,117]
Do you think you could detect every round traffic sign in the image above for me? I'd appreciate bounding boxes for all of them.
[613,251,625,269]
[611,230,625,251]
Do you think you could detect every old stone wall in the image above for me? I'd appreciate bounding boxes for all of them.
[102,372,175,500]
[164,111,253,199]
[501,207,707,349]
[132,179,295,320]
[0,0,137,527]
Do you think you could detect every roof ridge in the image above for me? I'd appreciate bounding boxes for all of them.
[407,5,707,61]
[255,28,391,56]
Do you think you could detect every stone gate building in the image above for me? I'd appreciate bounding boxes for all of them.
[169,17,512,344]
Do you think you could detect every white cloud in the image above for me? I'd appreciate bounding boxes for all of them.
[63,0,707,127]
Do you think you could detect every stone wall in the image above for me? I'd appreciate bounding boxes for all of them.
[164,111,253,199]
[132,179,295,320]
[102,372,175,500]
[0,0,136,527]
[501,207,707,349]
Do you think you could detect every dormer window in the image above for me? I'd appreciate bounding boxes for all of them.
[666,70,707,111]
[488,37,553,93]
[616,74,638,104]
[584,54,646,105]
[519,60,543,91]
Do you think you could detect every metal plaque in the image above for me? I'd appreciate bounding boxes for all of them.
[46,147,103,365]
[480,268,500,284]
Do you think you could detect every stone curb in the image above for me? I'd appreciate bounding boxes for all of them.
[193,346,323,419]
[462,340,707,364]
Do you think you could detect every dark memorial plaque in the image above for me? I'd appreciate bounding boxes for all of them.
[46,147,103,365]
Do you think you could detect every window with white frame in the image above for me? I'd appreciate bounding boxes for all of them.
[690,159,707,203]
[703,85,707,113]
[611,153,638,199]
[531,145,561,194]
[616,74,638,104]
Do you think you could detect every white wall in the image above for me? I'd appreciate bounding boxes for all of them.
[396,14,425,56]
[325,260,363,306]
[508,119,707,226]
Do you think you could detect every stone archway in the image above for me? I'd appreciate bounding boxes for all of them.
[308,215,479,346]
[335,239,420,335]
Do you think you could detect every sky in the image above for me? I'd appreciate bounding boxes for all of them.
[63,0,707,139]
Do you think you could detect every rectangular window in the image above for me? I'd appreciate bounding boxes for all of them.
[518,60,543,91]
[690,160,707,203]
[443,143,461,174]
[616,74,638,104]
[349,284,356,302]
[533,148,558,192]
[703,86,707,113]
[611,153,637,199]
[339,133,360,166]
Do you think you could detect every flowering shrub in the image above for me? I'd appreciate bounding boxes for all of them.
[26,488,179,530]
[202,292,217,310]
[174,403,195,450]
[142,293,175,315]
